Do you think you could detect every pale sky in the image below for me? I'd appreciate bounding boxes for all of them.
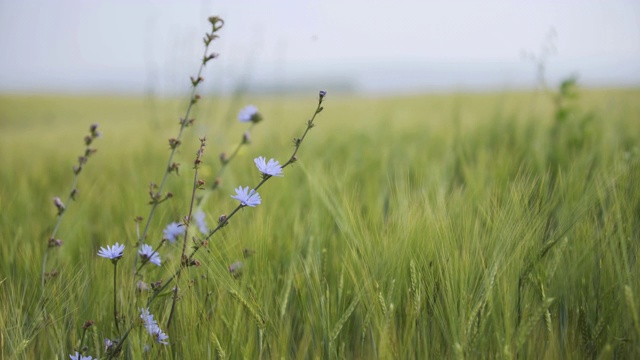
[0,0,639,94]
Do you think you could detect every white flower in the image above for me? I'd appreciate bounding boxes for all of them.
[97,243,125,260]
[163,222,184,243]
[231,186,261,207]
[194,210,209,235]
[69,352,93,360]
[254,156,283,177]
[238,105,259,123]
[138,244,161,266]
[146,323,169,345]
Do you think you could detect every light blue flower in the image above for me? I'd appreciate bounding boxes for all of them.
[97,243,124,260]
[69,352,93,360]
[238,105,260,123]
[147,323,169,345]
[254,156,283,177]
[138,244,161,266]
[194,210,209,235]
[231,186,261,207]
[139,308,169,345]
[140,307,157,327]
[163,222,184,243]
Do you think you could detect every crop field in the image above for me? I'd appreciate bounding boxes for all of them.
[0,86,639,359]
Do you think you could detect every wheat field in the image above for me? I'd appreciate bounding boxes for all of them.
[0,87,639,359]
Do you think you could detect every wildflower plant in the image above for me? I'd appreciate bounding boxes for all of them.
[51,15,328,358]
[98,242,125,332]
[41,124,100,289]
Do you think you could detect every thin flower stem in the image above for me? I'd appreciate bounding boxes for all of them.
[107,327,132,360]
[79,327,87,350]
[196,123,255,208]
[113,262,120,334]
[42,126,100,291]
[282,96,325,169]
[133,31,214,273]
[167,139,206,328]
[109,17,224,358]
[41,159,81,290]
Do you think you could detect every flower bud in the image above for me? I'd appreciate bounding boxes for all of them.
[168,138,181,149]
[53,197,65,214]
[48,237,63,247]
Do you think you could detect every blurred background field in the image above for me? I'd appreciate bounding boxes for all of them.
[1,87,639,358]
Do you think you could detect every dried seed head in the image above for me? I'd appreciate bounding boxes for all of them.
[151,280,163,291]
[169,162,180,175]
[168,138,181,149]
[180,118,195,127]
[83,320,95,329]
[208,16,224,31]
[48,237,63,248]
[44,269,59,280]
[190,76,204,86]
